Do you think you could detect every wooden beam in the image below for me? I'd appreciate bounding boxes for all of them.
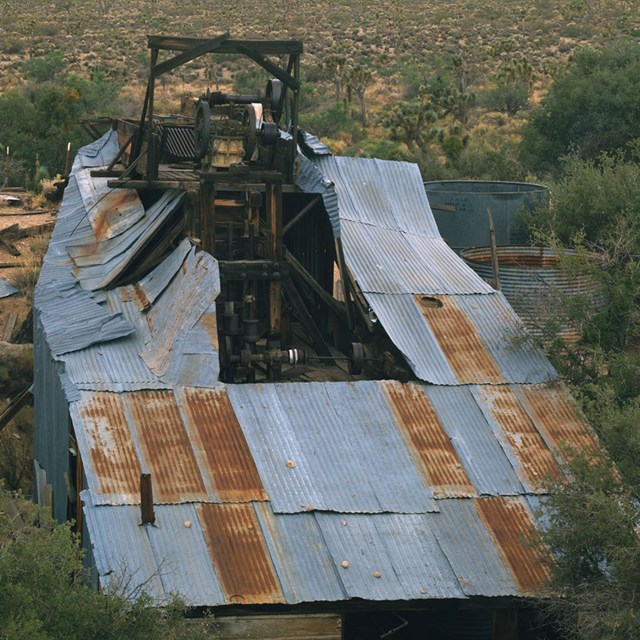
[0,385,32,432]
[282,195,321,235]
[152,32,230,78]
[147,36,303,55]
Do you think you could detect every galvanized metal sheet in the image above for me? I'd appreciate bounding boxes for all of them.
[253,502,346,603]
[372,513,465,599]
[197,502,285,605]
[228,382,436,514]
[298,129,332,156]
[315,155,440,237]
[366,293,458,384]
[0,278,18,298]
[454,294,558,383]
[67,189,185,291]
[75,169,145,241]
[294,155,340,236]
[315,512,408,601]
[82,492,167,602]
[472,386,561,493]
[424,386,524,496]
[75,129,120,168]
[475,496,551,593]
[382,381,476,498]
[144,503,226,606]
[516,383,601,456]
[36,279,135,356]
[430,499,519,597]
[60,244,219,392]
[176,387,267,503]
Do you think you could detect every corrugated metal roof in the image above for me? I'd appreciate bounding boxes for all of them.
[424,386,524,496]
[198,502,285,605]
[226,382,437,514]
[298,129,332,156]
[430,499,519,597]
[472,386,561,492]
[475,496,551,593]
[382,381,476,498]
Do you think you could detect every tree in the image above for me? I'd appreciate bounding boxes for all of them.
[521,43,640,175]
[0,487,213,639]
[379,97,438,153]
[344,63,373,126]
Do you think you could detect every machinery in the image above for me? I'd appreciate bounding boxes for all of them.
[94,33,411,384]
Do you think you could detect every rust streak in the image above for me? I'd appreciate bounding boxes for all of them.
[197,503,284,604]
[182,388,267,502]
[477,386,561,491]
[200,311,219,350]
[124,391,207,503]
[475,497,551,593]
[92,190,141,242]
[414,295,504,384]
[79,393,141,498]
[520,384,601,455]
[382,381,475,497]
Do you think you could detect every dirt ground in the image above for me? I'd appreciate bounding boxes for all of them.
[0,192,56,343]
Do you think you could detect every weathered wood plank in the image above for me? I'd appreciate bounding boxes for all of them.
[212,614,343,640]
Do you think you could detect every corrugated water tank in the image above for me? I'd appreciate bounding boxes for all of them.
[424,180,548,251]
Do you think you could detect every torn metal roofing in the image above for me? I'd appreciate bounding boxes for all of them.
[295,154,557,385]
[36,136,599,610]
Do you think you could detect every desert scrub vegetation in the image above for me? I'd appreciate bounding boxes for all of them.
[0,0,639,181]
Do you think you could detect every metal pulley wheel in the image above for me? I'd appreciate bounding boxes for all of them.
[193,100,211,160]
[261,121,280,145]
[243,104,258,161]
[266,78,283,123]
[348,342,365,375]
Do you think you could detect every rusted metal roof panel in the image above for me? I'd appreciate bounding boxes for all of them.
[382,381,475,498]
[227,382,436,514]
[197,502,285,605]
[430,499,520,597]
[60,243,220,392]
[253,502,346,603]
[125,390,208,503]
[177,387,267,503]
[71,392,141,504]
[454,294,558,383]
[472,386,561,492]
[67,183,185,291]
[516,383,601,455]
[424,386,524,496]
[475,496,551,593]
[416,294,505,384]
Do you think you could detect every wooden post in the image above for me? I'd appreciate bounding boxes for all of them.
[488,207,501,291]
[63,142,71,177]
[268,181,282,339]
[5,146,9,183]
[140,473,155,525]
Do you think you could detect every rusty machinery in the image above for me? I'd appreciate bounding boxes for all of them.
[99,33,410,383]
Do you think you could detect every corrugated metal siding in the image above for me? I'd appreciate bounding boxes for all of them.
[425,386,524,496]
[473,386,561,492]
[197,503,285,605]
[415,295,504,384]
[177,387,267,502]
[430,499,520,597]
[475,497,551,593]
[382,381,475,498]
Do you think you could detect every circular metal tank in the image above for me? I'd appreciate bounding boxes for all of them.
[461,246,597,343]
[424,180,548,251]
